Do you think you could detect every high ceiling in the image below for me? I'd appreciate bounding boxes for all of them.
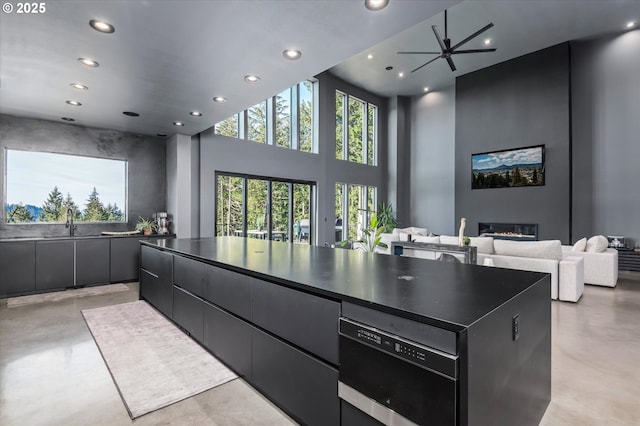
[1,0,639,137]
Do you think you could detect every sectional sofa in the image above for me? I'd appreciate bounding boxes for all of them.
[378,230,588,302]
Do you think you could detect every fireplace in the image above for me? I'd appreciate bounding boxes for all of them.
[478,223,538,241]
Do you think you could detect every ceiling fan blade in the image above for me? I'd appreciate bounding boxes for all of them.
[411,55,441,73]
[451,48,497,54]
[431,25,448,52]
[446,56,457,72]
[450,23,494,51]
[397,51,443,55]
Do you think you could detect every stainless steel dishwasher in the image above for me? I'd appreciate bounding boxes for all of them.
[338,305,459,425]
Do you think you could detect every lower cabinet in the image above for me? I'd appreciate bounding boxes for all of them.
[139,246,173,318]
[341,401,384,426]
[0,241,36,297]
[203,301,252,379]
[76,238,110,286]
[111,237,147,282]
[173,286,204,342]
[35,240,74,291]
[252,327,340,426]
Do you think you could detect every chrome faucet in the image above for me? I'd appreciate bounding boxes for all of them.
[65,208,77,237]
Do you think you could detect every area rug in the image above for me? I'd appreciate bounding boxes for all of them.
[6,283,130,307]
[81,300,237,418]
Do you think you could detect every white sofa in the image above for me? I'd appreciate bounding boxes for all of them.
[561,245,618,287]
[376,227,428,255]
[380,234,584,302]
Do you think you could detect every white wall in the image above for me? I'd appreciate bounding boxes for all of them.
[409,86,456,235]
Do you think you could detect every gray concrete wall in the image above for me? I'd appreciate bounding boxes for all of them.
[454,44,571,243]
[0,114,166,238]
[166,133,200,238]
[199,72,387,245]
[409,86,456,235]
[572,31,640,248]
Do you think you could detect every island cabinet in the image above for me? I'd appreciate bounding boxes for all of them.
[139,245,173,318]
[141,237,551,426]
[0,241,36,297]
[35,240,74,291]
[144,245,341,426]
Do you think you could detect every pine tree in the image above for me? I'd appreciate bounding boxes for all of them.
[105,203,124,222]
[40,186,64,222]
[6,203,35,223]
[84,187,107,221]
[62,193,82,220]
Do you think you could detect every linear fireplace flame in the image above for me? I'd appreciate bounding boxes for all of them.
[478,223,538,241]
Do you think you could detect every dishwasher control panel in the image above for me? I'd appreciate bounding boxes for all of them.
[339,317,458,378]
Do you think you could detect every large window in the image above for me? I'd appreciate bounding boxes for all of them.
[5,149,127,223]
[335,91,377,165]
[216,173,314,244]
[335,182,377,242]
[214,80,315,153]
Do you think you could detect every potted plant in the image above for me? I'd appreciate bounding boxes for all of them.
[376,202,398,233]
[136,217,158,236]
[342,212,388,252]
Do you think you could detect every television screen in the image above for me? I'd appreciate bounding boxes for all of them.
[472,145,544,189]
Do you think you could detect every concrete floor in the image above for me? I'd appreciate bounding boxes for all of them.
[1,276,639,425]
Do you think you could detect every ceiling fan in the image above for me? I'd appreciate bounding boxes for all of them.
[398,9,496,73]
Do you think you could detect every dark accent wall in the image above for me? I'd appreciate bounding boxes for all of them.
[0,114,166,238]
[455,44,571,243]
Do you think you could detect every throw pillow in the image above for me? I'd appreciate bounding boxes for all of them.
[586,235,608,253]
[469,237,495,254]
[571,237,587,252]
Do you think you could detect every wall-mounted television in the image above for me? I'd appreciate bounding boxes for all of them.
[472,145,545,189]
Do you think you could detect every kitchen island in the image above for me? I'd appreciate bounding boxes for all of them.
[140,236,551,426]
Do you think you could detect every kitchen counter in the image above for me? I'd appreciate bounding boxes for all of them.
[0,233,173,243]
[142,236,547,332]
[141,236,551,425]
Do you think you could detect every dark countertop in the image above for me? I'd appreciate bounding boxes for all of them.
[143,236,549,332]
[0,233,174,243]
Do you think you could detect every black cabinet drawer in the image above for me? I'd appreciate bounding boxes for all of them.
[173,286,204,342]
[252,281,340,364]
[76,238,110,286]
[205,265,252,321]
[139,247,173,318]
[0,241,36,297]
[252,327,339,426]
[203,301,252,379]
[174,255,206,298]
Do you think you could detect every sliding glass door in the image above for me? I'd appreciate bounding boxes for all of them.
[215,173,314,244]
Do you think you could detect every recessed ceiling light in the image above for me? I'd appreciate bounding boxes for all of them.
[367,54,374,60]
[483,38,492,46]
[423,87,429,92]
[174,121,184,126]
[283,49,302,60]
[190,111,202,117]
[89,20,115,34]
[364,0,389,11]
[398,72,404,78]
[244,75,260,83]
[157,133,167,137]
[213,96,228,103]
[78,58,99,68]
[70,83,88,90]
[123,111,140,117]
[66,100,82,106]
[61,117,75,122]
[626,21,637,29]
